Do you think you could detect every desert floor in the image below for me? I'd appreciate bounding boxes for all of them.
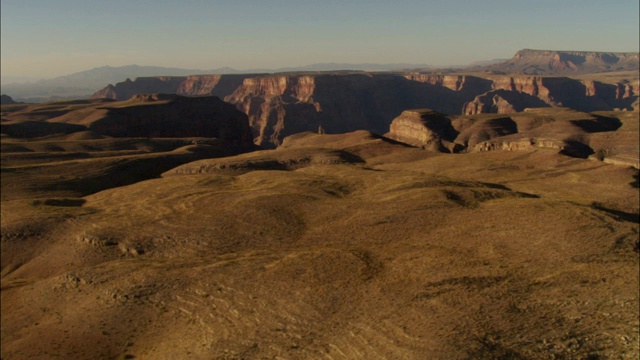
[1,127,638,359]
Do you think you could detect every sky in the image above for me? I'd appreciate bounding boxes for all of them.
[1,0,639,79]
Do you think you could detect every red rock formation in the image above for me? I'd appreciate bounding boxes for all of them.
[490,76,552,99]
[384,109,459,152]
[404,74,494,96]
[403,74,466,91]
[484,49,640,75]
[91,72,638,146]
[450,116,519,148]
[383,107,636,166]
[225,75,345,146]
[176,75,223,95]
[463,89,551,114]
[176,75,254,98]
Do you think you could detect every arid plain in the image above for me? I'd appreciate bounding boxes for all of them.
[1,53,639,359]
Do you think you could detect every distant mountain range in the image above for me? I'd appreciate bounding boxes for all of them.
[0,65,235,102]
[2,49,638,103]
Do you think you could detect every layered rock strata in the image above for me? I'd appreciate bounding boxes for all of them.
[384,109,460,152]
[385,108,638,167]
[482,49,640,75]
[92,73,638,147]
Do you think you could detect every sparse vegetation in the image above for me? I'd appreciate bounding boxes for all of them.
[1,98,638,359]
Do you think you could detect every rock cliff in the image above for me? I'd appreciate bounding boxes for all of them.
[92,72,638,147]
[385,107,638,167]
[463,89,551,114]
[463,76,638,114]
[384,109,459,152]
[482,49,640,75]
[176,74,255,98]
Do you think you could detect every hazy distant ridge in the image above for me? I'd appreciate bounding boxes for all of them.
[0,63,432,102]
[478,49,639,75]
[3,49,639,102]
[0,65,232,102]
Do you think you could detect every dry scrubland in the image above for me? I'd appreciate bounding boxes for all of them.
[1,99,639,359]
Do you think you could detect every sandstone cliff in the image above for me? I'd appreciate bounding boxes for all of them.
[402,74,493,94]
[176,74,255,98]
[482,49,640,75]
[384,109,459,152]
[463,89,551,114]
[463,76,637,114]
[385,107,638,167]
[92,72,638,147]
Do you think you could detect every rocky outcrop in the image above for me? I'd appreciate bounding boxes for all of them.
[463,89,551,114]
[176,75,251,98]
[482,49,640,75]
[385,109,460,152]
[450,116,519,148]
[383,107,637,167]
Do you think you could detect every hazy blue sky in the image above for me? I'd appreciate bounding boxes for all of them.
[2,0,639,78]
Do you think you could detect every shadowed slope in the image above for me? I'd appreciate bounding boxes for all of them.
[1,96,258,200]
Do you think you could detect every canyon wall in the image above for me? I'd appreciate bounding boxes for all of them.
[463,76,637,114]
[482,49,640,75]
[92,73,638,147]
[92,74,258,101]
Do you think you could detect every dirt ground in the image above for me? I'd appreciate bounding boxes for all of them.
[1,124,639,359]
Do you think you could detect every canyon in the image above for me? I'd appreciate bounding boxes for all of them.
[1,49,639,360]
[92,71,638,148]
